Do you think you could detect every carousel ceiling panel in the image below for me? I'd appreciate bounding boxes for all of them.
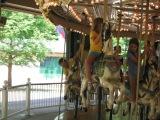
[5,0,38,9]
[1,0,40,15]
[33,0,160,35]
[1,0,160,38]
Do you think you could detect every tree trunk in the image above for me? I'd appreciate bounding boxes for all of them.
[8,55,12,87]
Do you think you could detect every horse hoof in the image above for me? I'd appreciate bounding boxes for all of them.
[122,110,127,116]
[64,96,67,100]
[114,100,117,104]
[105,108,111,112]
[80,107,87,112]
[83,107,88,112]
[69,99,72,102]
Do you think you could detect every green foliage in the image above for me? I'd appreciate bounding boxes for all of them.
[112,37,129,58]
[1,9,58,40]
[112,37,144,57]
[0,39,49,65]
[0,9,58,66]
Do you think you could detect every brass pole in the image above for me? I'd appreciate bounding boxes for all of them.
[117,0,122,46]
[135,0,144,119]
[80,33,85,64]
[104,0,108,21]
[143,0,149,67]
[151,16,156,46]
[80,13,88,64]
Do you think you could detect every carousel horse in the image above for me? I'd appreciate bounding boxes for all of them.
[118,41,160,120]
[80,22,125,111]
[63,58,81,101]
[63,43,88,102]
[121,40,160,119]
[137,40,160,119]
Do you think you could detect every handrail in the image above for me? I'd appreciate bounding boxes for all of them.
[0,82,66,120]
[1,2,41,15]
[31,82,65,85]
[0,81,97,120]
[8,84,27,89]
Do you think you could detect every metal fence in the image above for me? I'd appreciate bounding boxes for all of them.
[0,80,66,120]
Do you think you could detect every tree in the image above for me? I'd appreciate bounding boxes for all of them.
[0,9,58,86]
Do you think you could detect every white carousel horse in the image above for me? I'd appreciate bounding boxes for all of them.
[63,59,81,101]
[80,35,125,110]
[63,44,88,101]
[138,73,159,119]
[100,38,125,109]
[119,41,160,119]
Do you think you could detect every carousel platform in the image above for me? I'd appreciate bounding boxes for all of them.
[8,105,130,120]
[54,106,106,120]
[9,107,105,120]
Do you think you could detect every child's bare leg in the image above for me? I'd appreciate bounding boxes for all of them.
[129,78,137,102]
[132,79,137,102]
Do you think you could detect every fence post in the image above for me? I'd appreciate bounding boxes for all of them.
[26,78,31,116]
[2,80,8,120]
[97,86,102,120]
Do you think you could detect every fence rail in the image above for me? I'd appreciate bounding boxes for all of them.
[0,80,66,120]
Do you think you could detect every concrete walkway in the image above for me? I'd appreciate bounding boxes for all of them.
[8,107,64,120]
[7,106,126,120]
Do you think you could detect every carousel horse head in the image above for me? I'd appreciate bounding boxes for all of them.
[59,57,81,100]
[102,22,114,56]
[102,22,112,41]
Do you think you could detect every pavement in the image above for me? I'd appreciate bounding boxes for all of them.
[7,107,65,120]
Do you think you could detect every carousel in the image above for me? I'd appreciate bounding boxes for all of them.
[33,0,160,120]
[1,0,160,120]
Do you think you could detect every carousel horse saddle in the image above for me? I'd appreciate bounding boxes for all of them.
[92,54,105,77]
[92,54,121,77]
[70,60,79,72]
[67,79,81,88]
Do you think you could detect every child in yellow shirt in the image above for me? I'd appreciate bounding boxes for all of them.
[85,17,103,89]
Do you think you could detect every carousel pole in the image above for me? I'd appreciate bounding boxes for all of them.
[116,0,122,46]
[135,0,144,119]
[97,1,108,119]
[151,16,156,46]
[101,0,113,120]
[58,3,71,120]
[80,12,88,67]
[98,0,109,120]
[116,1,123,120]
[141,1,150,119]
[103,0,108,21]
[143,0,149,69]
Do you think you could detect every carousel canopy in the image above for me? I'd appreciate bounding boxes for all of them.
[1,0,160,39]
